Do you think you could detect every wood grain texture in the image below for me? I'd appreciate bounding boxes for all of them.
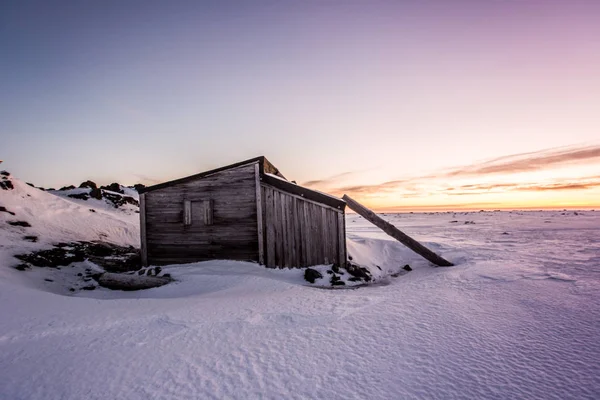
[255,164,265,265]
[261,184,344,268]
[145,163,259,265]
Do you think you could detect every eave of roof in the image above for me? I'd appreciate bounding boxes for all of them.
[139,156,269,194]
[260,173,346,210]
[139,156,345,210]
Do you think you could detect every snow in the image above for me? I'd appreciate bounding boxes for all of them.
[1,173,600,399]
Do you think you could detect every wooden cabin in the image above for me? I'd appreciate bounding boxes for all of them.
[138,156,347,268]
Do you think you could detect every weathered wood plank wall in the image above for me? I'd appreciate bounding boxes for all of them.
[261,184,345,268]
[144,163,259,265]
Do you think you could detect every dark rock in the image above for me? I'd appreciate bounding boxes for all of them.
[44,278,54,282]
[89,188,102,200]
[0,206,15,215]
[90,273,103,281]
[8,220,31,227]
[162,273,171,279]
[348,254,353,261]
[100,183,124,194]
[331,263,340,273]
[83,278,91,282]
[345,262,372,282]
[502,232,509,235]
[77,273,83,276]
[59,185,76,191]
[375,265,382,270]
[68,192,90,201]
[146,268,153,276]
[81,285,96,290]
[133,183,146,192]
[103,191,139,208]
[348,276,363,282]
[23,235,38,242]
[79,180,97,189]
[304,268,323,284]
[15,246,85,268]
[154,266,162,275]
[450,220,458,223]
[0,170,10,176]
[331,280,346,286]
[403,264,412,271]
[69,288,75,292]
[89,209,96,212]
[138,269,145,275]
[47,188,55,191]
[26,182,35,187]
[14,263,30,271]
[0,180,14,190]
[326,269,334,275]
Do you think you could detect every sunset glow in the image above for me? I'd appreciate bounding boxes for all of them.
[2,1,599,211]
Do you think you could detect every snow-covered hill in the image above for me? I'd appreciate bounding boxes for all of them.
[0,171,140,290]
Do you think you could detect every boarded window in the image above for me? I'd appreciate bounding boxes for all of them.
[184,199,213,226]
[183,200,192,226]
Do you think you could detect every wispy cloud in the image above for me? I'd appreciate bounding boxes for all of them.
[302,167,382,188]
[303,144,600,200]
[444,144,600,177]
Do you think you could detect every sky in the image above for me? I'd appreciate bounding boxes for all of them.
[1,0,599,211]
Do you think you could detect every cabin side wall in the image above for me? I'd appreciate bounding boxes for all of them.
[260,183,345,268]
[143,163,259,265]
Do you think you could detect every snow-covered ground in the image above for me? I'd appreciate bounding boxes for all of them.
[1,172,599,399]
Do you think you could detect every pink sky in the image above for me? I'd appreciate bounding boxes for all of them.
[2,1,599,210]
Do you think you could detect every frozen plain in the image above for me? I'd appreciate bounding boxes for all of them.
[1,177,599,399]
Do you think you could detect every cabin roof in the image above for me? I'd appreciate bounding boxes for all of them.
[138,156,346,209]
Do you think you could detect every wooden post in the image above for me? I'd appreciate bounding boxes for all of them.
[342,195,454,267]
[255,163,265,265]
[139,193,148,267]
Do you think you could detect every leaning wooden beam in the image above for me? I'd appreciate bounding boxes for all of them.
[342,195,454,267]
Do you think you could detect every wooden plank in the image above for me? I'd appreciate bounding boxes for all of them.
[265,187,276,267]
[342,195,454,267]
[140,193,148,266]
[303,201,312,266]
[285,194,295,267]
[321,207,329,264]
[255,163,264,265]
[292,196,301,267]
[274,190,283,267]
[280,192,289,268]
[337,212,346,267]
[203,199,214,225]
[183,200,192,226]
